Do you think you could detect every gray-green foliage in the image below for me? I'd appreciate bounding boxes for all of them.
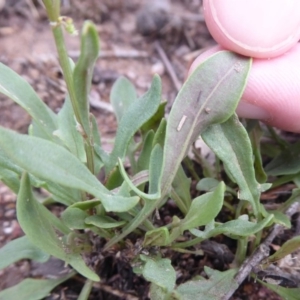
[0,4,294,300]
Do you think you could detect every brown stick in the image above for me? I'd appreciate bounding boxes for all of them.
[222,201,300,300]
[154,40,182,92]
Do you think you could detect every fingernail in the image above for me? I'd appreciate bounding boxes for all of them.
[236,102,271,120]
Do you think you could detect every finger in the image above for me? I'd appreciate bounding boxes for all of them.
[203,0,300,58]
[190,45,300,133]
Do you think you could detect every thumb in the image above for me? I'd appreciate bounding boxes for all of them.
[190,45,300,133]
[203,0,300,58]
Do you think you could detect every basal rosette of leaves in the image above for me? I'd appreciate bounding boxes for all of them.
[0,1,298,299]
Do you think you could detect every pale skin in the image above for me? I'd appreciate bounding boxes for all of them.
[190,0,300,132]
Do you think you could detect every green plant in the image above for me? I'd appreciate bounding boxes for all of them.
[0,1,299,299]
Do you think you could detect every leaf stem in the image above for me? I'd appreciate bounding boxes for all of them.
[78,279,94,300]
[170,189,188,215]
[43,1,95,174]
[235,238,248,266]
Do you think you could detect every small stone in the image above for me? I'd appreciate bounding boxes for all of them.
[4,209,15,218]
[3,225,13,235]
[151,60,165,75]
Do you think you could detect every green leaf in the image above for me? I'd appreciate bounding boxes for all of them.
[190,214,273,240]
[142,257,176,293]
[137,130,155,172]
[196,178,237,196]
[202,114,260,216]
[90,114,104,173]
[61,207,89,230]
[73,21,100,136]
[85,215,126,229]
[141,101,167,134]
[0,168,20,193]
[176,267,238,300]
[0,127,139,212]
[144,227,170,247]
[152,118,167,148]
[43,181,82,206]
[265,141,300,176]
[106,52,251,249]
[0,147,80,205]
[105,166,124,190]
[110,76,137,123]
[161,51,251,197]
[108,75,162,171]
[149,284,171,300]
[0,236,49,270]
[54,96,85,161]
[196,178,220,192]
[171,165,192,215]
[248,121,267,183]
[70,199,101,210]
[0,272,75,300]
[119,144,163,200]
[265,209,291,228]
[258,279,300,300]
[267,235,300,265]
[0,63,57,140]
[17,173,99,281]
[181,182,225,232]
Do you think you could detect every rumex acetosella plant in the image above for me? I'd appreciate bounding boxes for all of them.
[0,1,299,299]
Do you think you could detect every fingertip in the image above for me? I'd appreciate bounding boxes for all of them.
[203,0,300,58]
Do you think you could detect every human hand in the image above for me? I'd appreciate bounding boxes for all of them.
[189,0,300,132]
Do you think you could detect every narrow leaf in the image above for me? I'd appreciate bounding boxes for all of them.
[85,215,126,228]
[61,207,89,229]
[110,76,137,122]
[152,117,166,148]
[108,75,162,171]
[0,273,75,300]
[142,258,176,293]
[17,173,99,281]
[190,214,273,240]
[73,21,100,136]
[0,236,49,270]
[265,141,300,176]
[161,51,251,196]
[0,63,57,139]
[176,267,238,300]
[144,227,170,247]
[54,96,85,161]
[70,199,101,210]
[248,121,267,183]
[258,279,300,300]
[118,144,163,200]
[267,235,300,265]
[181,182,225,232]
[0,127,139,212]
[141,101,167,134]
[202,114,260,216]
[137,130,155,172]
[172,165,192,214]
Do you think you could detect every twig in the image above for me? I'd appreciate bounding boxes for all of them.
[68,49,149,59]
[94,282,139,300]
[222,202,300,300]
[26,0,40,20]
[154,40,182,92]
[89,93,114,113]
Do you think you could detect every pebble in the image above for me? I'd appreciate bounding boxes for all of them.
[151,60,165,75]
[3,224,13,235]
[4,209,15,218]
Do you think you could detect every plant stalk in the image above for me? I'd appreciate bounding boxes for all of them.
[43,0,95,175]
